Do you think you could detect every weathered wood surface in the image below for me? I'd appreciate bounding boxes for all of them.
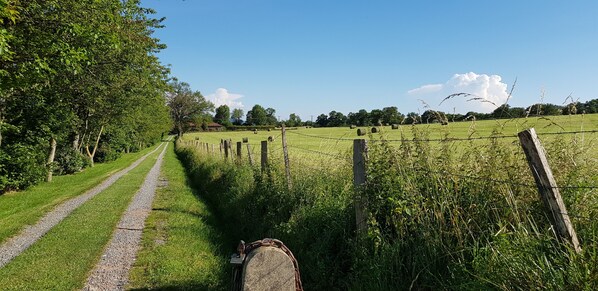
[261,140,268,174]
[242,246,295,291]
[518,128,581,253]
[281,125,292,190]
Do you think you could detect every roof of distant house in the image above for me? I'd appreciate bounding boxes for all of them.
[207,122,224,127]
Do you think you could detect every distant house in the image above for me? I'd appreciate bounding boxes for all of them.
[207,122,225,131]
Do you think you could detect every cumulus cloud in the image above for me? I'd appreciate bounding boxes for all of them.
[206,88,245,109]
[408,72,510,113]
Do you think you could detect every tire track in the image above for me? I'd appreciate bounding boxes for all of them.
[0,143,166,268]
[83,143,168,290]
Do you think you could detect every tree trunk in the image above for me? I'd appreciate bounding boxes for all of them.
[85,125,104,167]
[72,133,80,150]
[46,137,57,182]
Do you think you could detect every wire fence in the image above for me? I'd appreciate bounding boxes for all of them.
[286,128,598,143]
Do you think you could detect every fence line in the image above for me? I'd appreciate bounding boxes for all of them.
[286,128,598,143]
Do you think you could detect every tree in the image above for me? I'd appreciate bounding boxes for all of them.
[316,114,328,127]
[167,80,214,137]
[214,105,231,126]
[266,107,277,125]
[382,106,404,125]
[287,113,302,127]
[232,108,244,125]
[327,111,347,127]
[370,109,384,126]
[246,104,268,125]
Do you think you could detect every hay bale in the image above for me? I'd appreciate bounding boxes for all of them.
[357,128,366,136]
[371,127,379,133]
[350,125,357,129]
[242,137,248,143]
[268,128,272,132]
[391,124,399,129]
[268,136,274,142]
[253,129,258,134]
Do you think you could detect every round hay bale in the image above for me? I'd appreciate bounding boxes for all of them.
[253,129,258,134]
[357,128,366,136]
[242,137,248,143]
[268,136,274,142]
[371,127,379,133]
[391,124,399,129]
[350,125,357,129]
[268,128,272,132]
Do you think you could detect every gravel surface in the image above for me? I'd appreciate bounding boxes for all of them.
[83,143,168,291]
[0,143,166,269]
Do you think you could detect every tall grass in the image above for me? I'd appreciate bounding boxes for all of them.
[176,122,598,290]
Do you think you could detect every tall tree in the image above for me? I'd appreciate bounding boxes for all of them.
[214,105,231,126]
[232,108,244,125]
[246,104,268,125]
[167,80,213,137]
[287,113,301,127]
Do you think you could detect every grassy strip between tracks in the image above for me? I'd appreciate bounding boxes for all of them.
[0,144,160,244]
[0,145,163,290]
[128,141,229,290]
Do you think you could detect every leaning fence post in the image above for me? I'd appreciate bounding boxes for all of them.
[518,128,581,253]
[247,144,255,166]
[353,139,368,235]
[281,125,292,190]
[224,139,230,160]
[261,140,268,174]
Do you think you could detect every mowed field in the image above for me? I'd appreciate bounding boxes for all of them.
[183,114,598,161]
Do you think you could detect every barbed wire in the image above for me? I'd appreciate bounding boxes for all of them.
[286,130,355,141]
[286,128,598,143]
[408,167,598,190]
[286,144,352,163]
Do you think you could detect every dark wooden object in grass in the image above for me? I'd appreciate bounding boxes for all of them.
[353,139,368,235]
[261,141,268,174]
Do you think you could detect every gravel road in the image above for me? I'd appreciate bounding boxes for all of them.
[0,143,166,268]
[83,143,168,291]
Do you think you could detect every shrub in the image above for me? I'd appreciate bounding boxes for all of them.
[54,147,86,175]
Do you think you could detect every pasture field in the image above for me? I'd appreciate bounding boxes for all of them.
[184,114,598,162]
[177,113,598,289]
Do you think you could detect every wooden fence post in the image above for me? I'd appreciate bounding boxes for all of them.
[237,141,242,161]
[247,144,254,166]
[220,139,223,157]
[224,139,230,160]
[261,140,268,174]
[281,125,292,190]
[353,139,368,235]
[518,128,581,253]
[206,142,209,154]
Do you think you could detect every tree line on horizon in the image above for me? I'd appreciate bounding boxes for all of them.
[205,98,598,129]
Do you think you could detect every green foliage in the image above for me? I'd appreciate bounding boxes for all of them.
[0,143,47,192]
[54,147,85,175]
[0,0,172,192]
[214,105,232,126]
[175,142,355,289]
[167,80,214,136]
[178,118,598,289]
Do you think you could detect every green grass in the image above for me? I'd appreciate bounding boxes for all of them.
[0,144,160,244]
[175,114,598,289]
[0,145,164,290]
[183,114,598,157]
[127,141,229,290]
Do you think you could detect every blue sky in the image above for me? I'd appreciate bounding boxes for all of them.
[142,0,598,121]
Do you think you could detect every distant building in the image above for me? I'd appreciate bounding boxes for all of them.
[206,122,225,131]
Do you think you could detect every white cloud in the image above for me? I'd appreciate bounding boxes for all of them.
[408,72,510,113]
[407,83,443,95]
[206,88,245,109]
